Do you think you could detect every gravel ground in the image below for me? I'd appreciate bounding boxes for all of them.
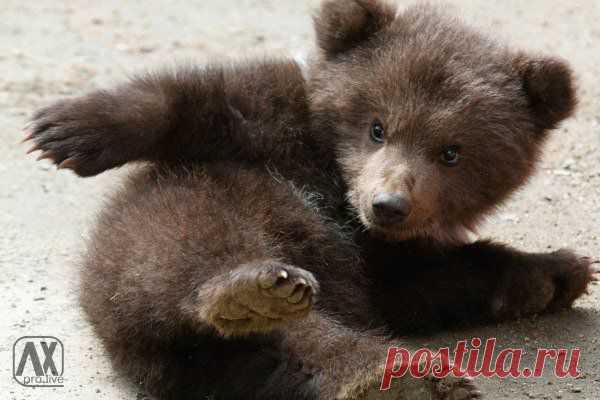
[1,1,599,399]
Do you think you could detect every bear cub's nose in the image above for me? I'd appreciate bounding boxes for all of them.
[372,193,412,224]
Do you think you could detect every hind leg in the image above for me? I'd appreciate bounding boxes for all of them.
[79,167,331,398]
[105,311,482,400]
[282,314,482,400]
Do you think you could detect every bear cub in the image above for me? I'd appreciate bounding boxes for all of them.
[25,1,596,399]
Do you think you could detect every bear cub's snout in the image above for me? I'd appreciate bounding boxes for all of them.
[372,192,412,225]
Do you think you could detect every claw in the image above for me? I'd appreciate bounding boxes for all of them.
[277,270,288,280]
[26,144,41,154]
[287,285,307,304]
[36,151,55,161]
[57,158,77,170]
[21,131,35,144]
[259,267,287,289]
[23,121,34,131]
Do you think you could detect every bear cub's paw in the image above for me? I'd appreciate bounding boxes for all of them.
[492,250,598,319]
[24,96,131,177]
[198,261,319,336]
[544,250,598,310]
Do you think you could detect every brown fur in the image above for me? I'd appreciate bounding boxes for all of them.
[25,1,595,399]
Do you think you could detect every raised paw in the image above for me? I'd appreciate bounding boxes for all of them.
[23,94,146,177]
[492,249,596,319]
[197,261,319,336]
[257,263,317,308]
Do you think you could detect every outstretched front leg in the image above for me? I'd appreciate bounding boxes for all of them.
[24,60,312,176]
[483,247,597,318]
[362,238,598,334]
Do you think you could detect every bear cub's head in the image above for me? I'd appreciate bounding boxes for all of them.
[309,0,576,243]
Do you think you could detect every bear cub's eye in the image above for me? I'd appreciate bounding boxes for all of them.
[370,119,385,144]
[440,145,460,166]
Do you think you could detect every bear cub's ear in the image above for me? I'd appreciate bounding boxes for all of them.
[313,0,396,58]
[514,55,577,132]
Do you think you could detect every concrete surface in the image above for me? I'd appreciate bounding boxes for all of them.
[1,1,598,399]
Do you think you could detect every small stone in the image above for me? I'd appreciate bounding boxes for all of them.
[501,213,520,223]
[553,169,571,176]
[562,158,576,170]
[137,45,156,54]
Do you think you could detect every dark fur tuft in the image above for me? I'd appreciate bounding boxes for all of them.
[515,55,578,131]
[313,0,396,58]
